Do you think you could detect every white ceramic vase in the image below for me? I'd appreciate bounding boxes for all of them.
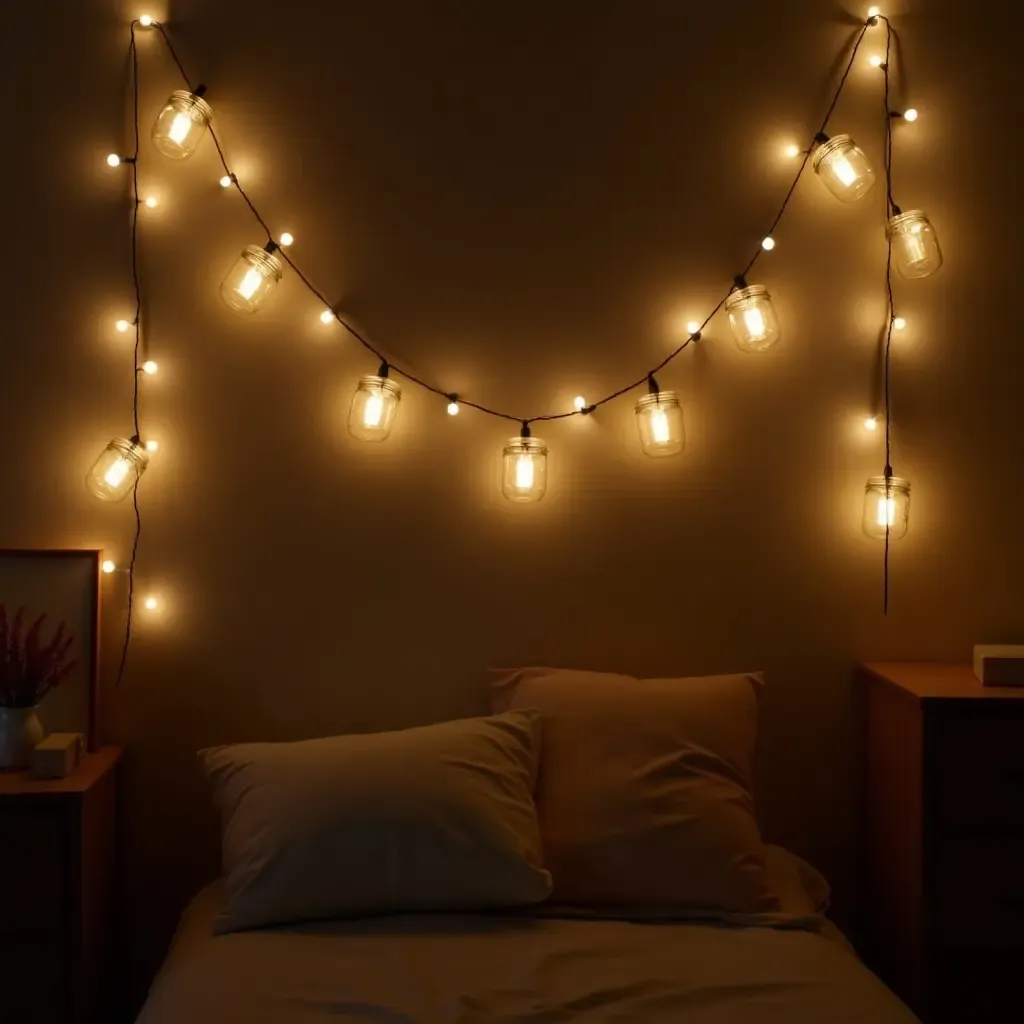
[0,706,45,770]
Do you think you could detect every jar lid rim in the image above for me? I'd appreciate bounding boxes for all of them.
[865,475,911,489]
[359,375,402,394]
[170,89,213,119]
[726,284,768,303]
[636,391,679,406]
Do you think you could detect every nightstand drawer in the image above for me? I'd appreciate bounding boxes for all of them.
[931,708,1024,831]
[934,838,1024,948]
[0,809,67,934]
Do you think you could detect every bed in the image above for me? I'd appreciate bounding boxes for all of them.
[137,849,917,1023]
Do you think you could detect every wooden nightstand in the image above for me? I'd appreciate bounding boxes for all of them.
[862,663,1024,1023]
[0,747,122,1024]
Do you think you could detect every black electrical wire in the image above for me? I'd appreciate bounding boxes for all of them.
[149,17,877,427]
[114,21,145,687]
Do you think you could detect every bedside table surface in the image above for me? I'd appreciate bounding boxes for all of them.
[0,746,123,795]
[861,661,1024,700]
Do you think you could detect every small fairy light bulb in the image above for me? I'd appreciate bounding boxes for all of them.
[115,319,130,333]
[812,133,876,202]
[903,108,919,122]
[784,144,801,159]
[152,87,213,160]
[106,153,122,167]
[221,242,284,314]
[863,476,911,540]
[144,439,159,453]
[502,425,548,503]
[762,235,776,251]
[725,278,781,352]
[86,437,149,502]
[893,317,907,331]
[865,417,878,432]
[686,321,701,336]
[101,559,117,574]
[143,596,159,611]
[867,6,881,18]
[348,365,402,442]
[447,398,460,416]
[219,175,233,188]
[573,395,587,412]
[139,14,154,27]
[869,55,884,68]
[143,196,159,209]
[319,309,335,325]
[279,232,295,247]
[142,360,158,375]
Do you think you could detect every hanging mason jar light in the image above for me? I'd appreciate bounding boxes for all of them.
[725,277,781,352]
[634,375,684,458]
[862,473,911,540]
[221,242,284,314]
[886,209,943,279]
[811,132,876,203]
[502,424,548,503]
[87,436,150,502]
[348,363,402,442]
[151,86,213,160]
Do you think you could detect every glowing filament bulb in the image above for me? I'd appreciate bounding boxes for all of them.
[515,454,535,490]
[650,409,671,444]
[101,560,117,574]
[742,307,767,342]
[104,457,131,489]
[362,392,384,428]
[236,267,264,301]
[168,113,192,146]
[832,156,858,187]
[876,497,897,527]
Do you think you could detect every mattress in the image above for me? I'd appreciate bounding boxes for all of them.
[137,851,917,1024]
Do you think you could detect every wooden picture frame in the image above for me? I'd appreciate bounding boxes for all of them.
[0,549,101,752]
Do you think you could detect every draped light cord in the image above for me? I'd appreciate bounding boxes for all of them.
[148,17,873,426]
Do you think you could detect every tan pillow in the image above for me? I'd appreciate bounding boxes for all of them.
[201,710,552,933]
[491,668,780,916]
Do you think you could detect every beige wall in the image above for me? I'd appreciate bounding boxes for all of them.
[2,0,1021,1012]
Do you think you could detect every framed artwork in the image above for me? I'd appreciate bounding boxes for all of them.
[0,549,101,751]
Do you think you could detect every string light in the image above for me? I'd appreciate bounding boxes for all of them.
[106,153,123,167]
[151,87,212,160]
[144,439,159,452]
[86,437,149,502]
[785,144,801,158]
[867,6,881,18]
[219,175,233,188]
[115,318,131,333]
[686,321,702,336]
[139,15,154,27]
[102,560,118,574]
[143,596,160,611]
[635,376,684,458]
[279,232,295,247]
[319,309,335,324]
[573,395,587,412]
[903,108,918,122]
[812,133,876,202]
[868,55,884,68]
[221,243,283,314]
[893,317,906,331]
[865,417,878,432]
[886,210,943,278]
[502,425,548,503]
[447,398,460,416]
[761,235,776,251]
[725,278,781,352]
[143,195,158,209]
[141,360,158,374]
[348,364,401,442]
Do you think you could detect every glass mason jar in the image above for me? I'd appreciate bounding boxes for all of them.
[635,392,684,458]
[862,476,911,540]
[502,436,548,503]
[151,90,213,160]
[887,211,943,279]
[348,376,401,442]
[725,284,781,352]
[221,245,284,314]
[87,437,150,502]
[812,134,876,203]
